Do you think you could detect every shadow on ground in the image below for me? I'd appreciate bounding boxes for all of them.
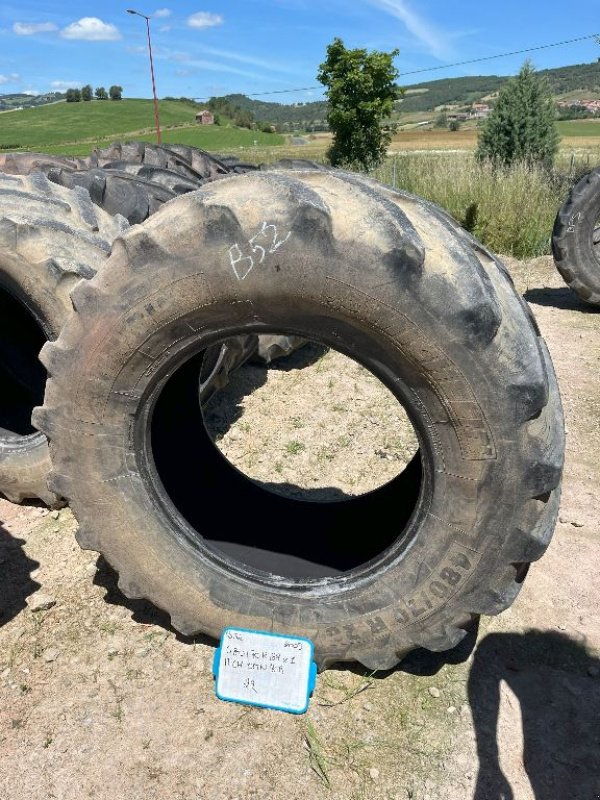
[92,555,215,648]
[0,517,40,629]
[468,630,600,800]
[91,554,600,800]
[524,286,599,312]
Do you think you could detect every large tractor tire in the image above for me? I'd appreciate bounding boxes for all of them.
[0,172,127,504]
[552,167,600,307]
[36,170,564,669]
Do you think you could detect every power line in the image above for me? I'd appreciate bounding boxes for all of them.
[243,32,600,97]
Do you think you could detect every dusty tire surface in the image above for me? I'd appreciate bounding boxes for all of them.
[36,170,564,669]
[0,172,127,504]
[45,167,178,224]
[93,141,229,182]
[552,167,600,307]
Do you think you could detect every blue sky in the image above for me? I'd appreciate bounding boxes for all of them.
[0,1,599,103]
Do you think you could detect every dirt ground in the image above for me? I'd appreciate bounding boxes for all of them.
[1,255,599,800]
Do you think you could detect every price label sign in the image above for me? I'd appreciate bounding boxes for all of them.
[213,628,317,715]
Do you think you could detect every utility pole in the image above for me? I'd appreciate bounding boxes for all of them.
[127,8,162,144]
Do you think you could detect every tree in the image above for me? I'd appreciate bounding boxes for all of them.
[81,84,93,102]
[65,88,81,103]
[318,38,399,170]
[449,119,461,132]
[476,61,559,168]
[95,86,108,100]
[109,85,123,101]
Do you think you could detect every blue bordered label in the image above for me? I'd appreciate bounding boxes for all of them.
[213,628,317,715]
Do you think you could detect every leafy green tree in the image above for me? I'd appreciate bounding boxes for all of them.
[109,85,123,101]
[449,119,461,132]
[65,88,81,103]
[81,84,93,102]
[95,86,108,100]
[318,38,399,170]
[476,61,559,168]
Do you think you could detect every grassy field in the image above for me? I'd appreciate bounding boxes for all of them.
[0,99,284,155]
[1,99,599,157]
[0,99,193,149]
[557,119,600,137]
[389,128,478,151]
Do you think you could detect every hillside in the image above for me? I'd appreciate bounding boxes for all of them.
[0,97,284,155]
[0,92,65,111]
[398,62,600,113]
[0,99,201,150]
[210,93,328,125]
[211,61,600,123]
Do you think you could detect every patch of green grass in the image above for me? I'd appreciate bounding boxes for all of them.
[134,125,284,152]
[305,721,331,789]
[557,119,600,137]
[285,440,305,455]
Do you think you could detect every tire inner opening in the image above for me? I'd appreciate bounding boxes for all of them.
[0,287,47,439]
[150,339,423,582]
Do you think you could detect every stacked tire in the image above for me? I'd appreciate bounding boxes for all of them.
[0,142,233,505]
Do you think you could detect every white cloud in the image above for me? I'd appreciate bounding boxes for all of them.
[153,8,171,17]
[0,73,19,84]
[61,17,121,41]
[23,89,39,96]
[368,0,454,59]
[159,25,171,32]
[13,21,58,35]
[187,12,224,29]
[50,80,83,90]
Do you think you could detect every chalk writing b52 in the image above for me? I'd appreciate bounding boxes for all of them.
[228,222,292,281]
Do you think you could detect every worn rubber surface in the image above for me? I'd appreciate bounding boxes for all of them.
[552,167,600,307]
[36,170,564,669]
[45,167,178,225]
[0,172,127,504]
[0,153,87,174]
[96,162,201,195]
[92,141,229,183]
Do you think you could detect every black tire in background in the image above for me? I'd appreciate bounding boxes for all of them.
[45,168,178,225]
[0,172,127,504]
[552,167,600,307]
[92,141,229,183]
[36,170,564,669]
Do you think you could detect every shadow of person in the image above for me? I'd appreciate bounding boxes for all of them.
[0,518,40,628]
[468,630,600,800]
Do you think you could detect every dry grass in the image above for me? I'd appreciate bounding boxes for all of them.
[371,153,572,258]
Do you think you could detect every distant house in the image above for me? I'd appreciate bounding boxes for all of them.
[470,103,491,119]
[195,110,215,125]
